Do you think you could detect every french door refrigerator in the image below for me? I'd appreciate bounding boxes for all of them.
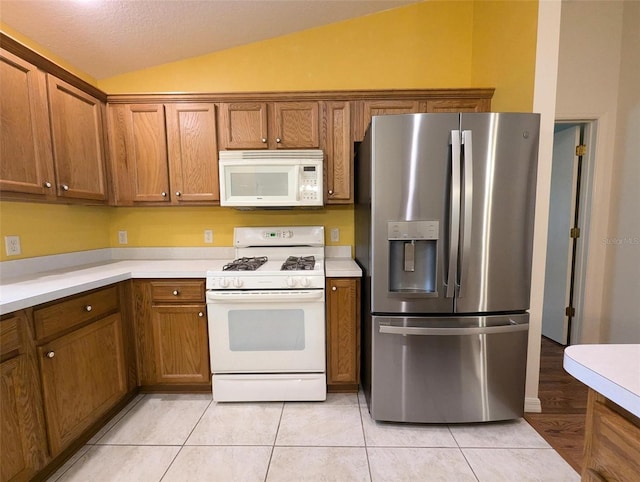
[355,112,540,423]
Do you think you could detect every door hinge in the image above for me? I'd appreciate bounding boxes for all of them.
[565,306,575,317]
[576,144,587,156]
[570,227,581,239]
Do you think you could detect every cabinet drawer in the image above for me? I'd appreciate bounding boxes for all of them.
[151,280,205,303]
[34,285,119,340]
[0,316,21,355]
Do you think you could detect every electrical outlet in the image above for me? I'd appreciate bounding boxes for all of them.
[118,230,128,245]
[204,229,213,244]
[330,228,340,243]
[4,235,21,256]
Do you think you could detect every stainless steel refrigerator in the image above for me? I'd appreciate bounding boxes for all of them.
[355,112,540,423]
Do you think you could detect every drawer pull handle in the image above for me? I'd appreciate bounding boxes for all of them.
[84,305,92,312]
[61,184,69,191]
[45,351,55,359]
[44,181,52,188]
[332,286,337,291]
[198,312,204,317]
[173,290,180,296]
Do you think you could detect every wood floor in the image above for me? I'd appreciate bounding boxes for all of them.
[524,336,589,473]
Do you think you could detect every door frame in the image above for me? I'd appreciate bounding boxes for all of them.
[549,119,597,345]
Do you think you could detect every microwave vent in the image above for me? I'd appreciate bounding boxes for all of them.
[219,149,323,161]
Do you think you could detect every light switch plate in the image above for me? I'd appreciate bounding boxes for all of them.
[5,235,21,256]
[118,231,128,245]
[204,229,213,243]
[330,228,340,242]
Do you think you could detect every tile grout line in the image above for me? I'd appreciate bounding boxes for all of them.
[358,397,375,482]
[158,395,214,482]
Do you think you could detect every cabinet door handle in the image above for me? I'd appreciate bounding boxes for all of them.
[43,181,52,188]
[175,191,182,197]
[275,137,281,143]
[84,305,92,312]
[332,286,337,291]
[328,190,334,195]
[45,351,55,359]
[261,138,267,143]
[172,290,179,296]
[61,184,69,191]
[198,312,204,317]
[161,192,167,197]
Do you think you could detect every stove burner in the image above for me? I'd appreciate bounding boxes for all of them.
[223,256,268,271]
[281,256,316,271]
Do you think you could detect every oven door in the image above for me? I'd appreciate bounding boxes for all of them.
[206,289,325,372]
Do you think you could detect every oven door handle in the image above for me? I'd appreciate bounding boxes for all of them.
[206,290,324,302]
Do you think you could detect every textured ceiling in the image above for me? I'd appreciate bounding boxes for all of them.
[0,0,419,79]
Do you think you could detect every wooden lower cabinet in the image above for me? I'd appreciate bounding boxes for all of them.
[1,311,48,482]
[37,314,126,455]
[325,277,361,392]
[133,279,211,390]
[582,388,640,481]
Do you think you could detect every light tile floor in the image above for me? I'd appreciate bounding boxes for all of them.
[48,392,580,482]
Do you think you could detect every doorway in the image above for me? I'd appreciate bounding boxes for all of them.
[541,121,596,345]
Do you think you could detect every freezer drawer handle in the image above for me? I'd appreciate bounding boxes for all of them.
[379,322,528,336]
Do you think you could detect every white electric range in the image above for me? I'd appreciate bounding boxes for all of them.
[205,226,326,402]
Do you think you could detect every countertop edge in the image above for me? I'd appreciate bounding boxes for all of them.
[1,257,362,314]
[563,345,640,418]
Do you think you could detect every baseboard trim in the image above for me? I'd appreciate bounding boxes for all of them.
[525,396,542,413]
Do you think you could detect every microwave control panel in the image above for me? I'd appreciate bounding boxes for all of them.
[299,165,320,202]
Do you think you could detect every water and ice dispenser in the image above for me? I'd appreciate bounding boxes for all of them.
[388,221,438,294]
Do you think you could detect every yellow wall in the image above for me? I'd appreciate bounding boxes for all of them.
[0,202,111,260]
[110,206,353,248]
[99,1,475,93]
[0,0,539,261]
[470,1,538,111]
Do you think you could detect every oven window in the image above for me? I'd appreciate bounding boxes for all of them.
[228,309,305,351]
[230,172,289,196]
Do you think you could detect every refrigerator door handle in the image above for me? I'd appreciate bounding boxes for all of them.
[379,322,528,336]
[446,130,461,298]
[458,130,473,297]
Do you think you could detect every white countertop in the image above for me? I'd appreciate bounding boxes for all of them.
[0,255,362,314]
[564,344,640,417]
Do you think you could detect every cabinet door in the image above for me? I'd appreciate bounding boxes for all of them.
[165,103,219,203]
[323,101,352,203]
[356,99,426,142]
[47,75,108,201]
[151,304,210,384]
[0,49,55,199]
[218,102,269,149]
[38,314,126,455]
[326,278,361,391]
[273,101,320,149]
[1,313,48,481]
[425,98,490,113]
[108,104,170,204]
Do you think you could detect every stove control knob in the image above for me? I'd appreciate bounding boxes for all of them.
[219,278,230,288]
[233,278,244,288]
[300,277,311,287]
[286,277,297,288]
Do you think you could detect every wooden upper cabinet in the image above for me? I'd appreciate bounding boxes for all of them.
[0,49,56,199]
[108,103,219,205]
[219,101,319,150]
[322,101,352,204]
[47,75,108,202]
[356,99,426,142]
[109,104,170,204]
[165,103,219,203]
[273,101,320,149]
[219,102,268,149]
[425,98,491,113]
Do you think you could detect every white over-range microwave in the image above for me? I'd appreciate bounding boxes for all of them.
[219,149,324,208]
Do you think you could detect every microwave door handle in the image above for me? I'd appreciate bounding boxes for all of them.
[295,165,301,202]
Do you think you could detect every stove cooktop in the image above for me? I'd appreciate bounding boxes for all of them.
[222,256,268,271]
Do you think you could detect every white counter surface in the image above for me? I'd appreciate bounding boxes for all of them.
[0,255,362,314]
[564,344,640,417]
